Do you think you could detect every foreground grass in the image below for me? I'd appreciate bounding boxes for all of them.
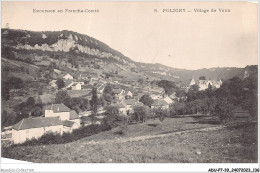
[77,116,221,143]
[2,118,257,163]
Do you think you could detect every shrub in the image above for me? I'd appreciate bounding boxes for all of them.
[152,107,168,122]
[169,102,186,116]
[132,105,149,123]
[212,98,235,123]
[104,105,121,128]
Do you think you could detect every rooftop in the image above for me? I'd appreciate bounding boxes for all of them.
[124,99,137,105]
[45,104,71,113]
[70,110,80,120]
[152,99,169,106]
[63,120,75,127]
[13,116,63,130]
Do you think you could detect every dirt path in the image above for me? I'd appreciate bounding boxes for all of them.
[82,125,226,146]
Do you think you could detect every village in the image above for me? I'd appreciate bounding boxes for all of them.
[2,68,225,145]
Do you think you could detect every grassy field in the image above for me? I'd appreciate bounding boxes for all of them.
[2,116,257,163]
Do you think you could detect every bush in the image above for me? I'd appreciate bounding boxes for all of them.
[104,105,121,128]
[212,98,234,123]
[152,107,168,122]
[169,102,187,116]
[132,105,149,123]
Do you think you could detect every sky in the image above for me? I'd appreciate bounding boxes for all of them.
[1,1,258,70]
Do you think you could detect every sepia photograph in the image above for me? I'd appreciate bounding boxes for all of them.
[0,0,258,172]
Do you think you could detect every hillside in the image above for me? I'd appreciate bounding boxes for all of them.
[1,28,257,84]
[3,117,257,163]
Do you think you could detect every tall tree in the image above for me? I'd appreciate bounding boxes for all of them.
[56,78,65,89]
[90,87,98,126]
[139,94,154,107]
[55,90,71,107]
[103,84,114,103]
[104,105,120,128]
[157,80,176,95]
[26,97,35,107]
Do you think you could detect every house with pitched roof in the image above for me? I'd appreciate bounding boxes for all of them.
[71,83,82,90]
[49,80,57,89]
[12,117,63,144]
[114,89,125,100]
[189,78,222,91]
[163,96,174,105]
[78,73,89,80]
[62,73,73,80]
[97,84,106,94]
[45,104,71,121]
[124,99,139,113]
[44,104,81,133]
[151,99,169,109]
[125,90,133,98]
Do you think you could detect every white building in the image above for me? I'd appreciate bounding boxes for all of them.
[198,80,222,91]
[12,117,63,144]
[45,104,81,131]
[163,96,174,105]
[189,78,222,91]
[49,80,57,89]
[71,83,82,90]
[97,85,106,94]
[151,99,169,109]
[125,90,133,98]
[114,89,125,100]
[62,73,74,80]
[45,104,71,121]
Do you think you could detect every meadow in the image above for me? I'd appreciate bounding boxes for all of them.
[2,115,257,163]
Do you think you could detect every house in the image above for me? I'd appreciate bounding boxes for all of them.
[62,73,73,80]
[89,74,99,85]
[35,60,51,67]
[62,110,81,133]
[67,89,91,98]
[73,79,85,85]
[198,79,222,91]
[97,85,106,94]
[64,80,74,89]
[71,83,82,90]
[45,104,71,121]
[99,78,111,84]
[54,69,62,74]
[151,93,163,100]
[163,96,174,105]
[78,74,89,80]
[112,103,127,115]
[125,90,133,98]
[124,99,138,113]
[69,110,81,126]
[45,104,81,132]
[114,89,125,100]
[12,116,63,144]
[151,99,169,109]
[49,80,57,89]
[189,78,222,91]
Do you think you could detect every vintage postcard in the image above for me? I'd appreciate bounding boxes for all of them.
[0,1,258,172]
